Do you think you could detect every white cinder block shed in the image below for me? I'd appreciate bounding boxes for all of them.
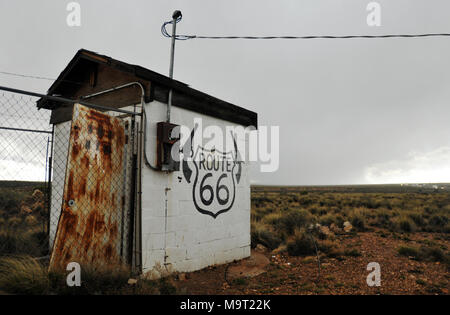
[37,49,257,277]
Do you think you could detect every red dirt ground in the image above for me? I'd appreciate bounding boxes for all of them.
[173,231,449,295]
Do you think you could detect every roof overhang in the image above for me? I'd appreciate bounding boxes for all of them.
[37,49,257,128]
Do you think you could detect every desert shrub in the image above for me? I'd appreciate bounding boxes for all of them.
[350,211,366,231]
[0,230,48,257]
[344,249,362,257]
[444,224,450,234]
[27,231,49,253]
[395,217,416,233]
[261,212,283,225]
[157,278,178,295]
[317,207,328,216]
[34,204,46,218]
[251,222,281,250]
[424,206,434,215]
[317,239,339,254]
[7,216,22,228]
[419,246,449,264]
[0,189,30,215]
[231,277,248,286]
[398,246,421,259]
[25,215,38,226]
[333,214,345,228]
[272,210,313,236]
[251,206,275,221]
[373,209,392,227]
[318,214,337,226]
[415,279,426,286]
[408,212,426,228]
[288,194,299,203]
[0,232,27,256]
[78,266,130,294]
[251,196,271,207]
[308,206,319,215]
[298,196,313,206]
[398,245,449,266]
[287,229,316,256]
[429,215,449,230]
[47,264,133,295]
[0,256,49,294]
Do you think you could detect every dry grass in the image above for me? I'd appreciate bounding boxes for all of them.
[398,245,450,267]
[0,256,178,295]
[0,256,49,294]
[251,187,450,260]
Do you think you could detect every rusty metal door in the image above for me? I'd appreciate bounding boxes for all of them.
[49,104,133,271]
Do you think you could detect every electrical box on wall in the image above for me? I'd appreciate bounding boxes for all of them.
[156,121,180,171]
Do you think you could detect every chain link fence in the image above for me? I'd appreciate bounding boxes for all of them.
[0,88,139,272]
[0,91,52,256]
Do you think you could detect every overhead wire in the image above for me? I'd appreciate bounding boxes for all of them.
[161,16,450,41]
[0,70,84,85]
[164,33,450,41]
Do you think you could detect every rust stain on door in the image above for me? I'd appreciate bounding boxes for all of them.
[49,104,126,271]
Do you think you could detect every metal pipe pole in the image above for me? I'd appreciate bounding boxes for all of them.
[169,16,177,80]
[167,10,182,123]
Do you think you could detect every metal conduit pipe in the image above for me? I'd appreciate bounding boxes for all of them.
[0,85,140,116]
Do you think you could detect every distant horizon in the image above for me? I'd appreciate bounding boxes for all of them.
[1,179,450,187]
[250,182,450,187]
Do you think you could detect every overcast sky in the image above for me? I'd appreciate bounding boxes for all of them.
[1,0,450,185]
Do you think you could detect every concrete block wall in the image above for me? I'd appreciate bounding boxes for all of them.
[141,101,251,277]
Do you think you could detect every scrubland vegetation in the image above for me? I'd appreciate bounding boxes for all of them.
[251,186,450,265]
[0,183,449,294]
[0,182,49,257]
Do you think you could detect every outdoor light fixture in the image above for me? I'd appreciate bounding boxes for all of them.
[172,10,182,20]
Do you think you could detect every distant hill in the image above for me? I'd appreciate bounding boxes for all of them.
[251,183,450,193]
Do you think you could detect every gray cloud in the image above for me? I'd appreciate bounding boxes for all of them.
[1,0,449,184]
